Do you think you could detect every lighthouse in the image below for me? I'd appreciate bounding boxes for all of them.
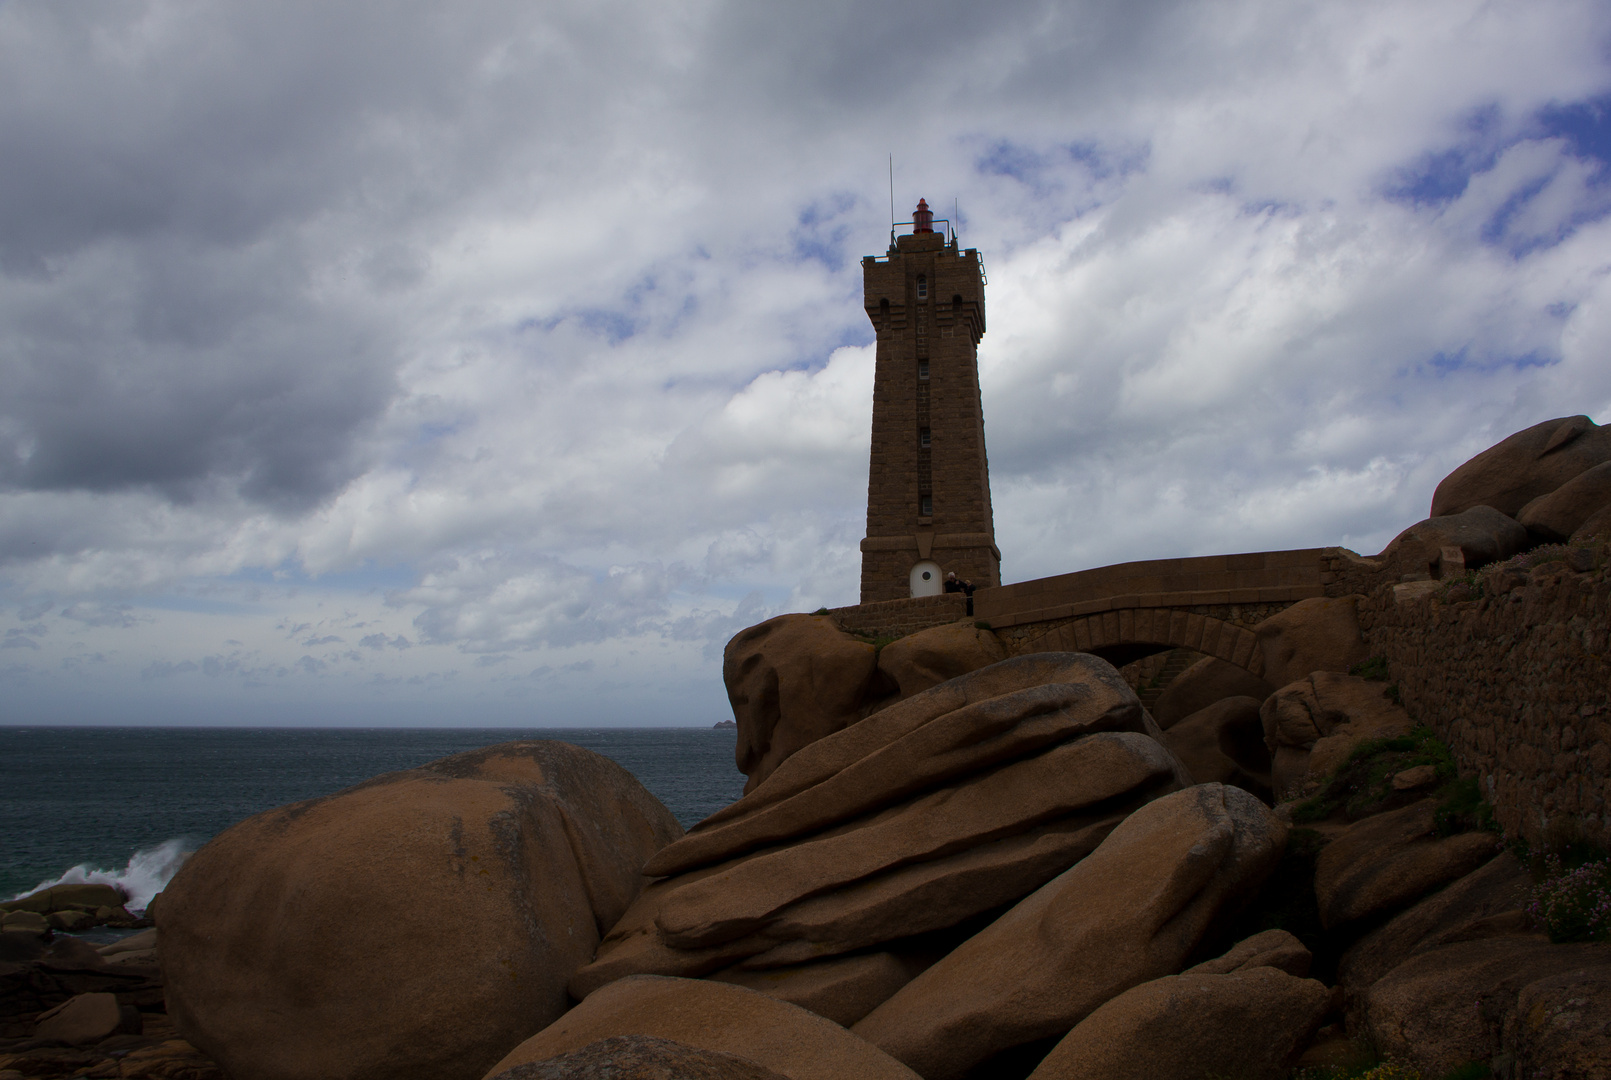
[858,200,1000,603]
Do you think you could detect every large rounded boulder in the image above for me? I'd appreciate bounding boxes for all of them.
[1431,414,1611,518]
[724,614,882,793]
[157,741,684,1080]
[1372,505,1530,577]
[1250,596,1367,691]
[1518,459,1611,542]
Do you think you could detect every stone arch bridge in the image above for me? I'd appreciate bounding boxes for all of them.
[833,547,1351,681]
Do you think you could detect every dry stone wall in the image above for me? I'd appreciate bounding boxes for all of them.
[828,595,969,639]
[1357,545,1611,849]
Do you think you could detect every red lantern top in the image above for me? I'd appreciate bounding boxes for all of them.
[913,199,933,233]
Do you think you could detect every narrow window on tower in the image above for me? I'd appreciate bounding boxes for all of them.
[916,275,927,300]
[918,360,929,380]
[920,428,931,448]
[920,495,933,516]
[879,298,889,331]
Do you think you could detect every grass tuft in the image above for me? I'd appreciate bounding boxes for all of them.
[1349,656,1390,681]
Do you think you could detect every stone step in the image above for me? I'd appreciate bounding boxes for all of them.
[1136,648,1197,710]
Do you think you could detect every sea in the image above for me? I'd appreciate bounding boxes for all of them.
[0,726,746,911]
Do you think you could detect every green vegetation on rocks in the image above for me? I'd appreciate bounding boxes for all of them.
[1291,726,1457,824]
[1348,656,1389,682]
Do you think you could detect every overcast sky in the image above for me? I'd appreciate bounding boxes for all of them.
[2,1,1609,727]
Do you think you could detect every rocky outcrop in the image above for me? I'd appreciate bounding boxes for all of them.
[1573,500,1611,542]
[1027,965,1329,1080]
[725,615,1017,793]
[1506,965,1611,1080]
[31,993,139,1046]
[1160,695,1270,798]
[708,952,927,1027]
[850,784,1286,1080]
[1312,799,1501,929]
[873,621,1006,701]
[1252,596,1368,691]
[1338,851,1532,1001]
[572,655,1182,1005]
[0,884,125,916]
[1431,414,1611,518]
[1151,656,1274,729]
[1185,928,1312,978]
[0,884,144,936]
[1363,936,1611,1077]
[158,741,683,1080]
[1260,672,1413,800]
[1374,505,1530,577]
[487,1035,791,1080]
[1519,459,1611,542]
[483,976,920,1080]
[725,615,883,793]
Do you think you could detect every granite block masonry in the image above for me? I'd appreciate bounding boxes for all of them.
[859,201,1000,603]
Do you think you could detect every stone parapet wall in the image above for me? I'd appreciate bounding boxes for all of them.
[1358,551,1611,849]
[992,600,1291,654]
[828,594,970,639]
[976,548,1330,630]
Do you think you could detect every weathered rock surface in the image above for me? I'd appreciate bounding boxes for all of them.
[1506,965,1611,1080]
[648,655,1154,878]
[1185,928,1312,978]
[1,911,48,936]
[487,1035,790,1080]
[0,884,126,916]
[159,741,683,1080]
[577,655,1182,999]
[709,951,925,1027]
[97,928,159,968]
[851,784,1287,1080]
[1432,414,1611,518]
[32,992,135,1045]
[1027,966,1330,1080]
[725,615,881,793]
[1338,850,1532,997]
[696,653,1144,835]
[1572,499,1611,542]
[1374,505,1531,576]
[654,732,1176,949]
[484,976,920,1080]
[1151,656,1274,730]
[1260,672,1413,799]
[1252,596,1368,692]
[873,621,1005,702]
[1313,799,1501,929]
[1519,459,1611,542]
[1160,696,1270,797]
[728,813,1124,969]
[1364,936,1611,1077]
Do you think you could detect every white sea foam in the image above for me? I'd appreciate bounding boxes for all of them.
[8,839,191,913]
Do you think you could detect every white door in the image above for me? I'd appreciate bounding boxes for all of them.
[909,560,944,597]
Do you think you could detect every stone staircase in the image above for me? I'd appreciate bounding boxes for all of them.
[1136,648,1197,713]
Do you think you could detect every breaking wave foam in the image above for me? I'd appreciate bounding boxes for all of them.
[8,839,191,913]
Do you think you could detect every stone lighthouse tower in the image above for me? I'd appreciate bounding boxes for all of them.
[858,200,1000,603]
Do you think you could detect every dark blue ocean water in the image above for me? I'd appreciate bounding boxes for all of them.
[0,727,745,903]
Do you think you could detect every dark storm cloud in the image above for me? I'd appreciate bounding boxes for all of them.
[0,1,659,512]
[0,4,433,508]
